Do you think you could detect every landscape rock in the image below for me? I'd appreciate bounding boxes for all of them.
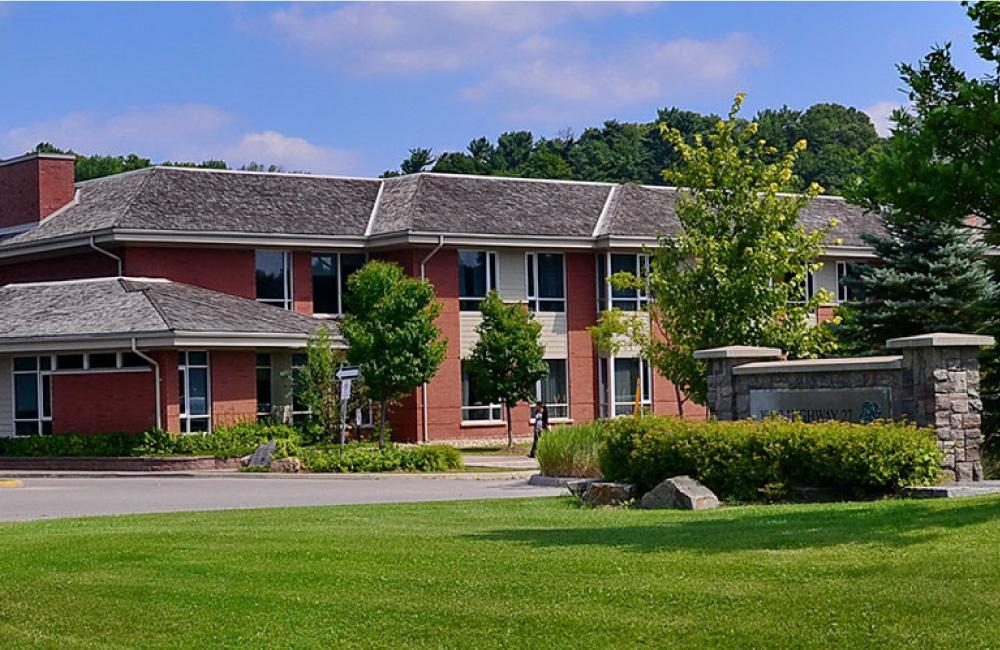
[639,475,720,510]
[581,481,636,507]
[269,457,302,473]
[566,478,601,497]
[247,441,277,468]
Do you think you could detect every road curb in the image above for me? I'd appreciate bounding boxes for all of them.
[0,470,542,481]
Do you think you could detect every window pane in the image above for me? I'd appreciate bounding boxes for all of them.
[540,359,568,406]
[339,253,366,314]
[458,251,487,301]
[257,366,272,415]
[13,357,36,371]
[255,250,288,302]
[15,421,39,436]
[14,374,38,420]
[187,368,209,416]
[187,351,208,366]
[121,352,149,368]
[256,353,271,368]
[312,254,338,314]
[188,417,210,433]
[292,353,307,368]
[537,254,564,299]
[597,254,607,309]
[42,374,51,418]
[39,356,52,371]
[89,353,117,369]
[526,254,535,298]
[614,358,640,405]
[610,254,638,300]
[178,369,186,414]
[56,354,84,370]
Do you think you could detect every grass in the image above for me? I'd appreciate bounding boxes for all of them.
[2,496,1000,648]
[459,441,532,455]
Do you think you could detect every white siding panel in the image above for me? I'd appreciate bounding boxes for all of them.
[460,312,483,358]
[814,259,838,304]
[498,251,527,302]
[0,356,12,437]
[537,312,568,358]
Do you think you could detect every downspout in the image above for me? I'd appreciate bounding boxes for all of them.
[89,236,123,276]
[419,235,446,444]
[131,338,162,431]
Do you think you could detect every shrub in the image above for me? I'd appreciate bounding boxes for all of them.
[292,444,463,473]
[536,422,605,478]
[601,416,942,501]
[0,423,300,459]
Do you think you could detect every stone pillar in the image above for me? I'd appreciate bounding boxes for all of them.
[693,346,783,420]
[887,333,995,482]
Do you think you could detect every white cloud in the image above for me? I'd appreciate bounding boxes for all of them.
[863,100,905,137]
[264,3,766,122]
[1,105,362,175]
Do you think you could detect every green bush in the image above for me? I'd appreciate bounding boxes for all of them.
[536,422,605,478]
[601,416,942,501]
[0,423,300,459]
[292,444,463,473]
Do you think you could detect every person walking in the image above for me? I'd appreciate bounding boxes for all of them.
[528,402,549,458]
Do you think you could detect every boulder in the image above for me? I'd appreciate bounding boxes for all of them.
[247,441,277,468]
[581,482,636,507]
[639,475,719,510]
[269,457,302,473]
[566,478,601,497]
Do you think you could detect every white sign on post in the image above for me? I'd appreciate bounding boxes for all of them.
[337,365,361,452]
[336,366,360,381]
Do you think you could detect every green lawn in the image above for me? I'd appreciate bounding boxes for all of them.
[3,496,1000,648]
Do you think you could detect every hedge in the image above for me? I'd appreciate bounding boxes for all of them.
[291,444,463,473]
[536,422,605,478]
[601,416,942,501]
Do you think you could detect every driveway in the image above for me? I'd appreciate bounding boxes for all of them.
[0,475,567,522]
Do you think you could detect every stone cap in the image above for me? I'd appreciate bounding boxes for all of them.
[885,332,996,350]
[693,345,783,360]
[733,355,903,375]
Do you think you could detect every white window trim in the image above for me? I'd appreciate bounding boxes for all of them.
[458,249,498,311]
[311,251,369,317]
[525,252,567,313]
[600,253,650,312]
[535,358,570,420]
[257,250,294,310]
[599,355,653,418]
[460,360,504,424]
[179,351,212,434]
[11,356,52,437]
[52,351,151,373]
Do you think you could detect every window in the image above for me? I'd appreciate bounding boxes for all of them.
[526,253,565,312]
[458,250,497,311]
[12,356,52,436]
[837,261,867,303]
[291,353,311,424]
[88,353,118,369]
[461,361,502,422]
[256,250,292,309]
[597,253,650,312]
[178,351,211,433]
[256,353,272,419]
[785,269,815,304]
[312,252,366,315]
[536,359,569,419]
[55,354,84,370]
[598,356,652,417]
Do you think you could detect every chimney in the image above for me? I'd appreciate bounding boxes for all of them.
[0,152,77,231]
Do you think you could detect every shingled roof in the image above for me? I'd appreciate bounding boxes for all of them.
[0,167,883,249]
[0,277,326,345]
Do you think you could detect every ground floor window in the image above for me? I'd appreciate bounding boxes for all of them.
[536,359,569,419]
[290,353,312,424]
[256,353,272,419]
[461,361,502,422]
[178,351,211,433]
[12,356,52,436]
[599,356,652,417]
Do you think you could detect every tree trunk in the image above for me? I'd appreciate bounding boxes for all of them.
[674,384,686,418]
[505,403,513,449]
[379,400,387,450]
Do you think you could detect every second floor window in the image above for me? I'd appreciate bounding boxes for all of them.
[458,250,497,311]
[256,250,292,309]
[312,252,366,315]
[597,253,649,312]
[837,261,867,303]
[526,253,565,312]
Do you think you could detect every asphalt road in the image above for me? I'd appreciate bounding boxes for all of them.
[0,475,566,522]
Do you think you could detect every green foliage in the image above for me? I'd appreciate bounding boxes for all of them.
[292,443,463,473]
[341,260,446,447]
[0,423,300,459]
[630,94,836,405]
[600,416,942,501]
[535,422,606,478]
[465,291,549,447]
[293,326,343,442]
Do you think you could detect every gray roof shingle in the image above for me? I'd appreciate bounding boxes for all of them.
[0,277,324,342]
[0,167,884,249]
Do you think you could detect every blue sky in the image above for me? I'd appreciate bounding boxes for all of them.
[0,2,990,176]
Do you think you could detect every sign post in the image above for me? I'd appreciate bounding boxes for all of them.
[335,366,361,453]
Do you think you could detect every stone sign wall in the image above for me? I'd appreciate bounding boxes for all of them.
[695,333,994,482]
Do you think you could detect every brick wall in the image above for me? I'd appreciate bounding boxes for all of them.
[210,350,258,428]
[124,247,255,298]
[292,251,313,315]
[566,252,598,422]
[151,350,180,433]
[0,155,75,229]
[52,371,157,434]
[0,251,118,285]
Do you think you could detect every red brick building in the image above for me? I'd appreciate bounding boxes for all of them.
[0,153,881,442]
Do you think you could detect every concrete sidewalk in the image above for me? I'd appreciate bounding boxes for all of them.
[0,474,566,522]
